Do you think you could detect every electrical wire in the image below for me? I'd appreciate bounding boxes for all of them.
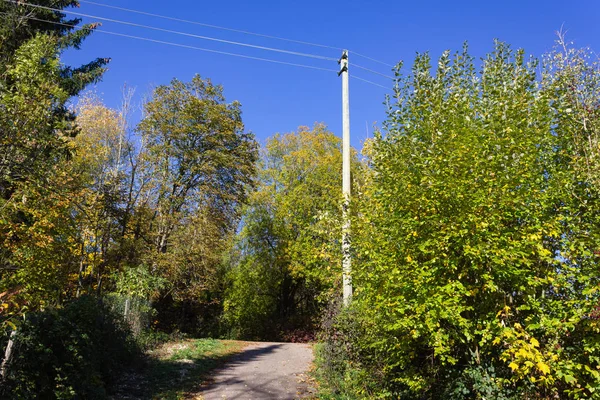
[8,13,339,73]
[5,11,391,89]
[3,0,337,61]
[351,75,392,91]
[78,0,395,68]
[80,0,342,51]
[353,63,394,80]
[352,51,395,68]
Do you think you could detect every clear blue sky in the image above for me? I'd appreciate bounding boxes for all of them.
[62,0,600,150]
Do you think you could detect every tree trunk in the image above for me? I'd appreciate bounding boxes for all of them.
[0,330,17,382]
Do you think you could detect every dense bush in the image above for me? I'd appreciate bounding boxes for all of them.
[0,296,139,399]
[317,302,526,399]
[314,300,386,398]
[317,40,600,399]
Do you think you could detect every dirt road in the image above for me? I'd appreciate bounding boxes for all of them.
[199,342,315,400]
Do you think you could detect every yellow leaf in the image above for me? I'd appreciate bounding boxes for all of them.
[530,337,540,348]
[517,348,530,358]
[509,362,519,371]
[537,362,550,375]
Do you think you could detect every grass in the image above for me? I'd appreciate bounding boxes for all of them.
[110,338,246,400]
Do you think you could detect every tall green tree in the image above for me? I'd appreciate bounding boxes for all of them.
[322,41,600,399]
[542,33,600,189]
[0,0,106,319]
[0,0,108,196]
[224,124,364,339]
[0,35,96,310]
[135,75,258,330]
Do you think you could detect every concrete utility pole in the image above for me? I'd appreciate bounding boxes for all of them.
[338,50,352,306]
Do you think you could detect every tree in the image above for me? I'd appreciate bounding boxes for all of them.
[542,32,600,189]
[135,75,258,330]
[0,0,107,314]
[0,0,108,198]
[224,124,364,339]
[323,41,600,399]
[69,93,128,296]
[0,35,87,309]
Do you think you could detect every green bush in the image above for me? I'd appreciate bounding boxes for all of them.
[317,40,600,399]
[0,296,139,399]
[314,300,392,399]
[317,301,528,399]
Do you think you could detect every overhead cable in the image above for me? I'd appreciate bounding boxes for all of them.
[351,75,392,91]
[3,0,337,61]
[8,14,338,73]
[7,10,391,89]
[353,63,394,80]
[80,0,342,51]
[352,51,395,68]
[79,0,395,68]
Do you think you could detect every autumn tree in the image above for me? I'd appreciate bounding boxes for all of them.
[224,124,364,339]
[134,75,258,330]
[69,93,129,296]
[0,0,107,315]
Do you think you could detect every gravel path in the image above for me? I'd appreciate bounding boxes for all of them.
[199,342,315,400]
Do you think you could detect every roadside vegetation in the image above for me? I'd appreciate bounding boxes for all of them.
[315,39,600,399]
[112,338,246,400]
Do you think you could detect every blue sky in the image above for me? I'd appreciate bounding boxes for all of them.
[62,0,600,150]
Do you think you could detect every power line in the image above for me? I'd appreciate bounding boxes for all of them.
[353,63,394,80]
[6,11,390,89]
[80,0,342,51]
[3,0,337,62]
[351,75,392,91]
[78,0,395,69]
[352,51,395,68]
[9,13,339,73]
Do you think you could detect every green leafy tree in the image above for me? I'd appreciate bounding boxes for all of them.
[224,124,364,339]
[322,41,600,399]
[0,1,108,197]
[542,33,600,188]
[0,0,107,316]
[135,75,258,330]
[0,36,86,310]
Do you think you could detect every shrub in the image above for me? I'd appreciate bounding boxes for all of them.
[315,300,392,399]
[0,295,139,399]
[317,40,600,399]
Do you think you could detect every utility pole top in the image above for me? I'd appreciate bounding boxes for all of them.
[338,50,348,76]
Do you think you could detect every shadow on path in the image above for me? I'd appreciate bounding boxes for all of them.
[200,344,283,399]
[111,341,280,399]
[200,342,314,400]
